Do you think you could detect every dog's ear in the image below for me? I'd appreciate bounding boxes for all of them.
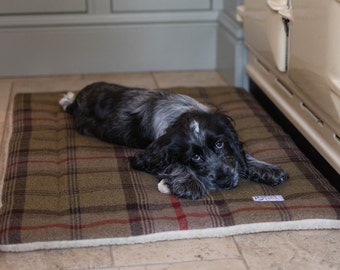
[129,131,182,174]
[217,113,248,178]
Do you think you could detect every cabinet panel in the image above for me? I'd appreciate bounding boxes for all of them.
[112,0,211,12]
[0,0,87,15]
[288,0,340,128]
[243,0,289,72]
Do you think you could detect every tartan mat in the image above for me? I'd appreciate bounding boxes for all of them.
[1,86,340,252]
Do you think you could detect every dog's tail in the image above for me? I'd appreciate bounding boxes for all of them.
[59,92,75,114]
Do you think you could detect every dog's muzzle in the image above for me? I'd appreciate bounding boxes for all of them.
[209,162,239,190]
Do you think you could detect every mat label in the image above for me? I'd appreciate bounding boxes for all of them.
[252,195,285,202]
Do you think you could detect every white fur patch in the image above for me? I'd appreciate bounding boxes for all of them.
[59,92,75,111]
[190,120,200,134]
[158,179,171,194]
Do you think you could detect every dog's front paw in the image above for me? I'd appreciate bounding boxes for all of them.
[249,164,289,186]
[158,179,171,194]
[171,178,206,200]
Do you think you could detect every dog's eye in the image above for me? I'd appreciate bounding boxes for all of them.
[192,154,201,162]
[215,141,224,149]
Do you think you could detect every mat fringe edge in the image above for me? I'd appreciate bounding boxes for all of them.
[1,219,340,252]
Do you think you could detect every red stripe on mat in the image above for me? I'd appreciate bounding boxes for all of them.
[1,204,338,234]
[7,156,128,167]
[170,196,189,230]
[13,117,70,124]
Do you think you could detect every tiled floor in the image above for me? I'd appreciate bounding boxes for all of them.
[0,71,339,270]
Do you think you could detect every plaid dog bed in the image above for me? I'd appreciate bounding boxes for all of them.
[1,86,339,252]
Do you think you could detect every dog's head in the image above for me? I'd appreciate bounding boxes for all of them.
[129,111,248,199]
[184,112,248,188]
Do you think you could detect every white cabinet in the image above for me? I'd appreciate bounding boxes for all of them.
[243,0,289,72]
[288,0,340,132]
[241,0,340,173]
[0,0,87,14]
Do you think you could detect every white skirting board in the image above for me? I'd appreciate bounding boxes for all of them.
[0,12,218,77]
[216,11,248,88]
[0,10,246,84]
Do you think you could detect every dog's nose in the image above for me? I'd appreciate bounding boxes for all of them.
[212,167,239,189]
[208,169,228,181]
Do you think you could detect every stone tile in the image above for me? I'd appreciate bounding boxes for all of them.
[0,118,5,183]
[153,71,227,88]
[11,78,90,93]
[146,259,247,270]
[234,230,340,270]
[0,74,82,83]
[0,80,12,92]
[10,73,157,94]
[87,265,146,270]
[111,238,240,267]
[0,120,5,149]
[0,246,112,270]
[0,81,12,189]
[119,266,147,270]
[0,81,12,123]
[82,72,157,89]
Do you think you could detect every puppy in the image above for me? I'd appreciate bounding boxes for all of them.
[59,82,288,200]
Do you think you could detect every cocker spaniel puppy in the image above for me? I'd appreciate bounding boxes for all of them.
[59,82,288,200]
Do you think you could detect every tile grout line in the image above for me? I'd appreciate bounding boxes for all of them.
[112,257,248,269]
[232,236,250,270]
[150,72,160,89]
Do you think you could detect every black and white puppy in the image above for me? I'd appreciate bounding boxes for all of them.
[59,82,288,200]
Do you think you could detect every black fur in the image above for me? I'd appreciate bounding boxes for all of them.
[59,82,288,200]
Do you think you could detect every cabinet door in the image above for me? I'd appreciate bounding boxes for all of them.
[243,0,289,72]
[0,0,87,14]
[112,0,210,12]
[288,0,340,129]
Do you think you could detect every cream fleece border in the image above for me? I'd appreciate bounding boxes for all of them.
[1,219,340,252]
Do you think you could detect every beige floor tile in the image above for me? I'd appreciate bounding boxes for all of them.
[111,238,241,267]
[10,72,157,94]
[0,80,12,92]
[153,70,227,88]
[0,74,82,83]
[0,120,5,180]
[0,246,112,270]
[119,267,147,270]
[0,81,12,123]
[0,81,12,158]
[234,230,340,270]
[146,259,247,270]
[11,79,91,93]
[82,72,157,89]
[0,122,4,136]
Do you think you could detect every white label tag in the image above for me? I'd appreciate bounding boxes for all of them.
[252,195,285,202]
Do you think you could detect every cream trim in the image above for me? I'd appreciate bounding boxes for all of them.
[1,219,340,252]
